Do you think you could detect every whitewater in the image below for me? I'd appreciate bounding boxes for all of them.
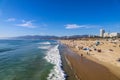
[44,45,66,80]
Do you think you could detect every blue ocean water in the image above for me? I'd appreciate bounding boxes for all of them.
[0,40,65,80]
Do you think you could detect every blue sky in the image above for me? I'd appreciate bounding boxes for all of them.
[0,0,120,37]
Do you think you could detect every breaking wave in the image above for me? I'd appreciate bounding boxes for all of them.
[44,45,66,80]
[38,42,51,45]
[38,46,51,49]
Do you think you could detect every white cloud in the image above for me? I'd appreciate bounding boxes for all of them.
[65,24,100,29]
[65,24,87,29]
[16,20,36,28]
[6,18,16,22]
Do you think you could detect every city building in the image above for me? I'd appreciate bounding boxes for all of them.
[100,29,120,38]
[100,29,105,37]
[104,32,109,37]
[109,32,120,37]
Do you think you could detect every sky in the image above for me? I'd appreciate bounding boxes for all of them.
[0,0,120,37]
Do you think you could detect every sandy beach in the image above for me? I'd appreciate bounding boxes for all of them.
[60,38,120,80]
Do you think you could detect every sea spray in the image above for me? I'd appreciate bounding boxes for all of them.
[44,45,66,80]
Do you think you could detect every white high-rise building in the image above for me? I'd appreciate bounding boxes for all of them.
[100,29,105,37]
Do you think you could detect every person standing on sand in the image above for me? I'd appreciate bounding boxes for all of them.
[81,54,83,56]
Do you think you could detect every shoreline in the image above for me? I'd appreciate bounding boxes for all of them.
[59,44,77,80]
[59,41,120,80]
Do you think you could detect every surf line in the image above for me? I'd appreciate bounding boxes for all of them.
[45,45,66,80]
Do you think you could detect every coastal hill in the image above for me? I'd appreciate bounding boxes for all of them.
[12,35,59,40]
[12,35,94,40]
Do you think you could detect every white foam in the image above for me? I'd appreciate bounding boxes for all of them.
[38,42,51,45]
[44,45,66,80]
[38,46,51,49]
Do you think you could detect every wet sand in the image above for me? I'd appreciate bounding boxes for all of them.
[59,44,120,80]
[59,44,77,80]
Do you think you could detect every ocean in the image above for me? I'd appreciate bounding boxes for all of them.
[0,40,65,80]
